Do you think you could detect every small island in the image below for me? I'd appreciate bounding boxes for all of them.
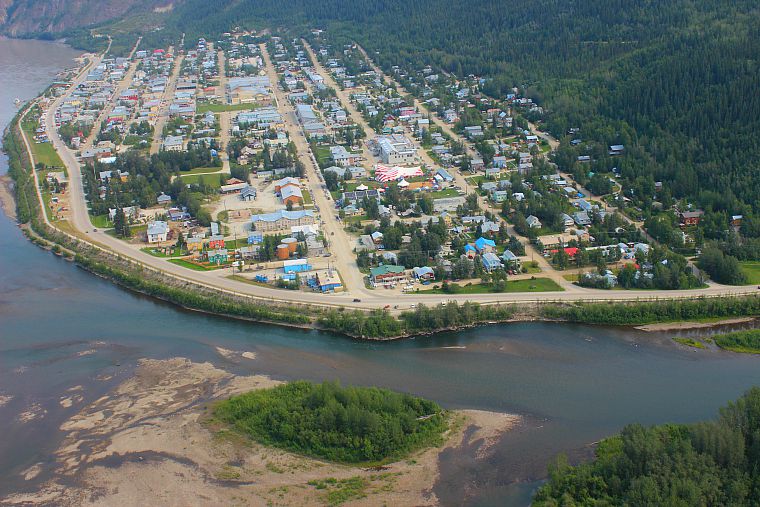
[212,381,447,464]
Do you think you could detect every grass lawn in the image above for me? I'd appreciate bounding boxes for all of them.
[90,214,111,228]
[465,175,488,187]
[430,188,460,199]
[739,262,760,284]
[168,258,216,271]
[422,277,563,294]
[141,247,187,258]
[197,102,257,113]
[314,145,333,166]
[180,173,223,187]
[563,274,580,282]
[179,166,225,175]
[302,189,313,205]
[22,121,65,168]
[343,180,382,191]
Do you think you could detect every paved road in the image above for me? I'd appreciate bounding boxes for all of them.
[23,41,760,312]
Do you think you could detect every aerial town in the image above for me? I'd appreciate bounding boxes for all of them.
[22,30,726,304]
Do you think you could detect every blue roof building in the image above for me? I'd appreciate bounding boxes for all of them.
[481,252,503,272]
[474,237,496,253]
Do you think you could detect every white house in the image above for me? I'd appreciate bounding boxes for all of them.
[147,221,169,243]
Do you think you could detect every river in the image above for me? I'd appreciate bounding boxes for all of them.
[1,38,760,506]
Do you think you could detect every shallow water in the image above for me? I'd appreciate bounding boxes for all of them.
[1,38,760,506]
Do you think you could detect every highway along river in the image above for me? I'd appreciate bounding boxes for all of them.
[2,38,760,506]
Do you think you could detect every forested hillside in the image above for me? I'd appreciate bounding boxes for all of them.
[160,0,760,217]
[533,387,760,505]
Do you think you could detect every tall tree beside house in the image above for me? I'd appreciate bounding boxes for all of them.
[113,208,130,238]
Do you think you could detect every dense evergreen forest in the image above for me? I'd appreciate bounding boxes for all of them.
[533,387,760,505]
[154,0,760,218]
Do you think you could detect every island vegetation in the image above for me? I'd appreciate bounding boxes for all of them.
[534,387,760,505]
[213,381,447,463]
[712,329,760,355]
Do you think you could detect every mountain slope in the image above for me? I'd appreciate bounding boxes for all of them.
[0,0,173,36]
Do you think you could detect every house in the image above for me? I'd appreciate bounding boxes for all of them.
[561,213,575,229]
[315,270,343,292]
[162,135,184,152]
[412,266,435,281]
[207,249,229,264]
[370,265,406,285]
[481,221,500,235]
[330,145,361,167]
[247,232,264,244]
[481,252,503,272]
[157,192,172,206]
[186,236,204,254]
[609,145,625,156]
[283,258,312,273]
[474,237,496,253]
[463,244,477,258]
[146,221,169,243]
[679,210,704,226]
[371,231,384,245]
[526,215,542,229]
[501,249,521,268]
[250,210,316,231]
[573,211,592,226]
[208,235,225,249]
[485,167,501,179]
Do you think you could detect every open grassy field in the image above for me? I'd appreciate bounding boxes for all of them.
[422,277,563,294]
[179,173,223,187]
[179,166,225,175]
[168,258,215,271]
[22,121,65,168]
[740,262,760,284]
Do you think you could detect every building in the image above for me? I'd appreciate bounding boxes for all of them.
[679,210,704,226]
[315,270,343,292]
[162,135,184,152]
[187,236,204,254]
[274,177,300,193]
[146,221,168,243]
[412,266,435,281]
[482,252,503,272]
[501,249,521,269]
[208,235,225,249]
[330,145,361,167]
[376,134,416,165]
[250,210,316,231]
[370,265,406,285]
[526,215,542,228]
[207,249,229,264]
[240,185,257,201]
[283,258,312,273]
[281,185,304,206]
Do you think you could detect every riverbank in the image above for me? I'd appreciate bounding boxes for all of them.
[636,317,757,332]
[0,357,520,506]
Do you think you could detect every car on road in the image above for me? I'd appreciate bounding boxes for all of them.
[352,298,361,302]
